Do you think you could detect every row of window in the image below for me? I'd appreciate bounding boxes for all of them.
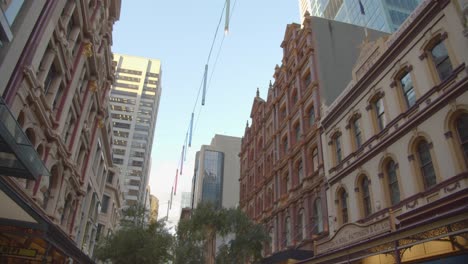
[331,37,454,166]
[241,145,320,204]
[336,113,467,225]
[267,198,324,252]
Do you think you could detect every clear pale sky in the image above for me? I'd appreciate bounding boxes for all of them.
[112,0,299,227]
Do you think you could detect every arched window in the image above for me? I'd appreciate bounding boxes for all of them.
[294,122,301,143]
[269,226,275,253]
[338,189,348,224]
[312,148,319,172]
[374,97,386,131]
[351,116,363,149]
[332,133,343,165]
[455,114,468,165]
[386,160,400,205]
[308,106,315,127]
[361,177,372,217]
[297,209,305,241]
[399,71,416,108]
[430,39,453,81]
[297,160,303,183]
[416,140,437,189]
[313,198,323,234]
[282,136,288,155]
[291,89,298,105]
[284,216,291,246]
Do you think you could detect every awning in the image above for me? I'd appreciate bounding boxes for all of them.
[0,177,94,263]
[0,97,49,180]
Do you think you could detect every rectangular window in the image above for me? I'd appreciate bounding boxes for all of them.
[400,72,416,108]
[101,195,110,213]
[106,173,114,184]
[113,158,123,165]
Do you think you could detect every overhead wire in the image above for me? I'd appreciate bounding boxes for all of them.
[170,0,238,206]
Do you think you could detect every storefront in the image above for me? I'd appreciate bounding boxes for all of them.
[298,189,468,264]
[0,98,93,263]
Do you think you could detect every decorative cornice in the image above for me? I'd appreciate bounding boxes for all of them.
[83,42,93,57]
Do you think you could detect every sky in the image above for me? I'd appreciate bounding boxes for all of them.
[112,0,299,227]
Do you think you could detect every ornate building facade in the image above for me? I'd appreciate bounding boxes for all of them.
[307,0,468,263]
[0,0,122,262]
[239,14,387,262]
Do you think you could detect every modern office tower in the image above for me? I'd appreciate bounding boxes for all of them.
[299,0,421,32]
[191,134,241,264]
[191,134,241,209]
[181,191,192,209]
[110,54,162,207]
[240,15,387,262]
[0,0,121,262]
[317,1,468,263]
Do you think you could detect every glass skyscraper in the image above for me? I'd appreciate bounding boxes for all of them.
[299,0,421,32]
[201,150,224,208]
[191,135,241,210]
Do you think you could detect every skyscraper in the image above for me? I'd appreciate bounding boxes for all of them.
[299,0,421,32]
[110,54,162,207]
[191,134,241,209]
[180,191,192,209]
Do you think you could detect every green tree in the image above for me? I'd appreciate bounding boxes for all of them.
[94,204,173,264]
[174,203,269,264]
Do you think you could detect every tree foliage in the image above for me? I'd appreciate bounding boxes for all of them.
[174,203,269,264]
[94,204,173,264]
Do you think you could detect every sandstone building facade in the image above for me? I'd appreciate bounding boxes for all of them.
[0,0,122,262]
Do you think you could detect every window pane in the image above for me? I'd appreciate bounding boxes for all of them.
[431,42,453,81]
[417,141,437,189]
[297,210,304,240]
[387,161,400,205]
[312,148,319,172]
[341,191,348,223]
[375,98,386,130]
[3,0,24,25]
[309,107,315,126]
[400,72,416,108]
[362,178,371,216]
[298,161,303,182]
[335,135,342,163]
[353,118,362,148]
[314,199,323,233]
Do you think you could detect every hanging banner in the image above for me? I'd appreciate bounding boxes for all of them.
[189,112,194,147]
[225,0,230,35]
[202,64,208,105]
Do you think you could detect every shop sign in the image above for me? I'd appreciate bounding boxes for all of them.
[316,217,391,254]
[0,245,37,258]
